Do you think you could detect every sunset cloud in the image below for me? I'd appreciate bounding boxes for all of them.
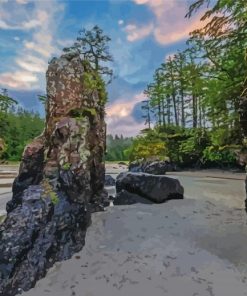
[16,55,47,73]
[106,92,146,136]
[0,71,38,89]
[127,0,204,45]
[125,23,154,42]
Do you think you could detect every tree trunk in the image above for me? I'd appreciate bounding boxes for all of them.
[192,93,197,128]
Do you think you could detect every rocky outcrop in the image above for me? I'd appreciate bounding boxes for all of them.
[115,172,184,204]
[105,174,116,186]
[0,53,106,296]
[129,159,176,174]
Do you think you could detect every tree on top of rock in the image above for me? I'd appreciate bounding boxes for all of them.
[63,25,113,82]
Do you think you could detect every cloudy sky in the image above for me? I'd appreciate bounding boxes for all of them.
[0,0,203,136]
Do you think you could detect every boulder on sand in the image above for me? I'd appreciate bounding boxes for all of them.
[113,189,153,205]
[129,159,176,175]
[144,160,174,175]
[115,172,184,204]
[105,174,116,186]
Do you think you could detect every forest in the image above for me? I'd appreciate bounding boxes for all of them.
[0,89,44,161]
[127,0,247,168]
[0,0,247,169]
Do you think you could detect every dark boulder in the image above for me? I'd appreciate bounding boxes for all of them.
[0,185,90,296]
[116,172,184,203]
[105,174,116,186]
[128,160,143,172]
[129,159,176,174]
[113,189,153,205]
[144,161,172,175]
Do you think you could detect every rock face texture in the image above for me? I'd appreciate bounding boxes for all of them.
[113,189,153,205]
[115,172,184,204]
[129,159,176,175]
[0,53,106,296]
[105,174,116,186]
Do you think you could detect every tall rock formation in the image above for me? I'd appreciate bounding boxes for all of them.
[0,53,107,296]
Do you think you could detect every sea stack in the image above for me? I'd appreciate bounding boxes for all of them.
[0,53,106,296]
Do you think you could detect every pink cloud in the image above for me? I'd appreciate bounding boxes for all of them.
[127,0,205,45]
[125,23,153,42]
[0,71,38,89]
[107,116,145,137]
[106,92,146,136]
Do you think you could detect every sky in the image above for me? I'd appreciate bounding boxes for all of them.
[0,0,204,136]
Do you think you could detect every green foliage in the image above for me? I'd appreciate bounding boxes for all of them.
[135,0,247,169]
[202,146,237,166]
[83,68,108,105]
[125,130,168,162]
[0,89,17,112]
[0,102,44,161]
[62,162,71,170]
[63,26,111,105]
[105,135,132,161]
[41,179,59,205]
[64,25,113,82]
[178,129,206,165]
[50,191,59,205]
[126,124,241,168]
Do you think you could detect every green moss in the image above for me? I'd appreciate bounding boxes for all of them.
[41,179,59,205]
[70,107,97,119]
[0,215,6,224]
[62,162,71,170]
[50,191,59,205]
[82,66,108,106]
[84,107,97,116]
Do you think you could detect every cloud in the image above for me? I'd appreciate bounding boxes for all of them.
[16,55,47,73]
[126,0,204,45]
[118,19,124,25]
[0,7,49,30]
[16,0,28,4]
[0,0,64,90]
[106,92,146,136]
[0,71,38,89]
[107,116,145,137]
[125,23,153,42]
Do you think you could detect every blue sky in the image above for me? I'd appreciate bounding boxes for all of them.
[0,0,203,136]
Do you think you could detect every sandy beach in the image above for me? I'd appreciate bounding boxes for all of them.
[1,164,247,295]
[22,198,247,296]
